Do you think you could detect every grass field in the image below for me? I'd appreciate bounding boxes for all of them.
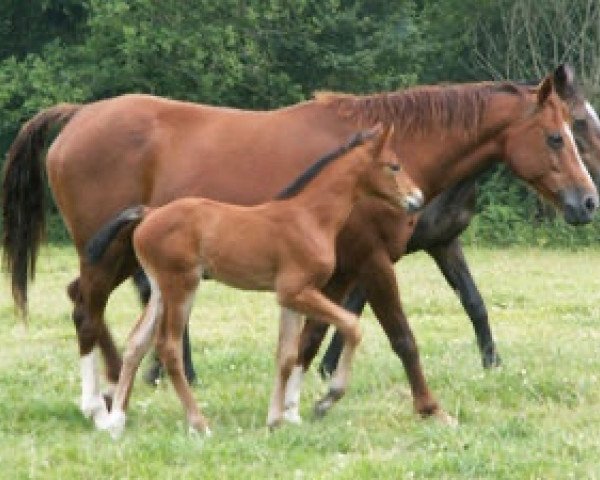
[1,245,600,479]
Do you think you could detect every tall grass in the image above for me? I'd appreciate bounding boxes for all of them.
[1,246,600,479]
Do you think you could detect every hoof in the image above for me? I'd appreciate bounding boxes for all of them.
[282,406,302,425]
[482,351,502,369]
[431,409,458,428]
[96,410,127,439]
[313,388,344,418]
[80,395,108,420]
[143,362,164,386]
[188,415,211,436]
[189,424,212,437]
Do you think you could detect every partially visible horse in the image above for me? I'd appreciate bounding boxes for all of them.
[3,66,596,428]
[84,125,421,437]
[316,65,600,377]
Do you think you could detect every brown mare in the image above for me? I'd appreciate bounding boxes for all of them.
[84,126,420,437]
[2,67,597,429]
[317,66,600,377]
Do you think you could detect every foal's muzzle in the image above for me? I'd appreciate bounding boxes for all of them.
[561,187,599,225]
[402,188,425,214]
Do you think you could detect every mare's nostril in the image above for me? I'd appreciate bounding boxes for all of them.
[584,196,597,213]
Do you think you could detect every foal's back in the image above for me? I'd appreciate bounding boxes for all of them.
[133,197,309,291]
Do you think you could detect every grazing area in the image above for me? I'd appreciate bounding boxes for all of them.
[1,245,600,478]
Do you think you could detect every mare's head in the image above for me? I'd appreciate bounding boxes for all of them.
[553,64,600,186]
[356,124,424,213]
[503,69,598,225]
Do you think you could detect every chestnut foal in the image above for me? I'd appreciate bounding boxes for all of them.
[85,125,423,437]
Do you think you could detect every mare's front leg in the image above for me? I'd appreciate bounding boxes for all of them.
[428,239,501,368]
[362,253,456,425]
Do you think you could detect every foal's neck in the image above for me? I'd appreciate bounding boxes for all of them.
[289,152,369,232]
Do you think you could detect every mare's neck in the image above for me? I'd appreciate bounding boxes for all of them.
[399,92,527,201]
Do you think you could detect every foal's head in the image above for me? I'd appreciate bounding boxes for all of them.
[502,70,598,225]
[356,124,424,213]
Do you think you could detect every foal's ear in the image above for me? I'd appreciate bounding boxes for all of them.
[368,123,394,158]
[537,75,554,106]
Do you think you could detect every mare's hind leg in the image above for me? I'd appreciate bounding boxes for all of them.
[69,251,138,424]
[68,273,120,427]
[428,239,501,368]
[134,269,197,386]
[267,308,304,428]
[96,275,163,439]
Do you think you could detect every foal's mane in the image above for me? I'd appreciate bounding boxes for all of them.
[315,82,525,137]
[276,131,371,200]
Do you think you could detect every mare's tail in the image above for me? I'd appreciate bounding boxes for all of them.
[86,206,147,264]
[2,103,82,315]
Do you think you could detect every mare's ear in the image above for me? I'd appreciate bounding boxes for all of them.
[553,64,576,100]
[537,75,554,106]
[368,123,394,158]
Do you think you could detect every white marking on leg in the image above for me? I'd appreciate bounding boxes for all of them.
[79,349,108,421]
[283,365,304,424]
[100,274,162,436]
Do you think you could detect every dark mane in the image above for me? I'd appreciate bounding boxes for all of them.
[275,131,370,200]
[314,82,525,137]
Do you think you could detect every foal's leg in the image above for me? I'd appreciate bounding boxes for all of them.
[134,269,197,385]
[428,239,501,368]
[96,276,163,439]
[280,286,362,417]
[267,308,304,428]
[156,275,210,435]
[319,285,368,378]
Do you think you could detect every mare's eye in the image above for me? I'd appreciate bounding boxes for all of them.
[573,118,588,131]
[388,164,401,173]
[547,133,564,150]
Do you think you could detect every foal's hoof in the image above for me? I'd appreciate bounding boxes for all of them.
[283,405,302,425]
[431,409,458,428]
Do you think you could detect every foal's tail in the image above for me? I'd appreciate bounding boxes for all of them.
[86,206,147,264]
[2,103,82,315]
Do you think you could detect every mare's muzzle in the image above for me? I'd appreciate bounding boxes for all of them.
[560,187,599,225]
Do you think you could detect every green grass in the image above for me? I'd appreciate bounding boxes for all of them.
[2,245,600,479]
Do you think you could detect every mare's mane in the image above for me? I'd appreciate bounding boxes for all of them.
[315,82,525,137]
[276,131,371,200]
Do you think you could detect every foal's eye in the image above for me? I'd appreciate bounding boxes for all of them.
[547,133,564,150]
[388,164,401,173]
